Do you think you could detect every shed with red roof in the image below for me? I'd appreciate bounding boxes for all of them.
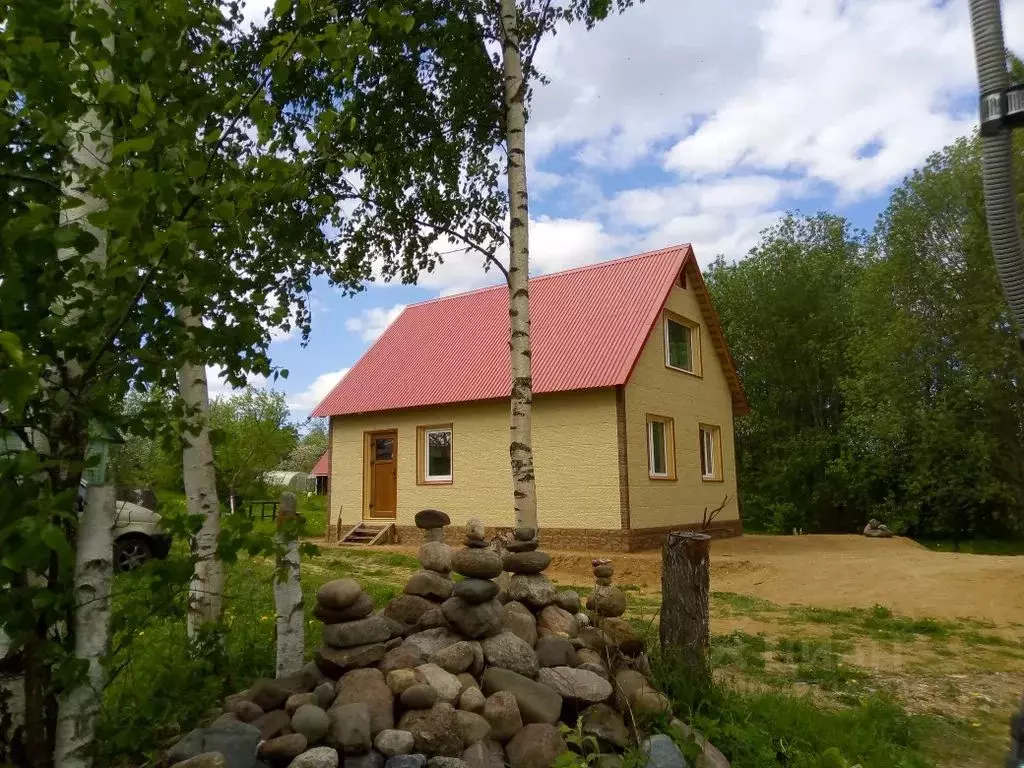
[313,244,747,551]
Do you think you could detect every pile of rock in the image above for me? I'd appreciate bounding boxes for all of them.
[167,513,727,768]
[862,519,893,539]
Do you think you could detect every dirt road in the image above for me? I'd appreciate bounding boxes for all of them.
[543,534,1024,626]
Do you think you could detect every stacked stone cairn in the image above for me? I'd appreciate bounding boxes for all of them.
[169,513,727,768]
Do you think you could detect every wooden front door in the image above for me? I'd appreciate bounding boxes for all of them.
[368,431,397,519]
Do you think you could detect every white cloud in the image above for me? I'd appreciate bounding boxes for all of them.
[205,365,268,401]
[344,304,407,342]
[287,368,350,413]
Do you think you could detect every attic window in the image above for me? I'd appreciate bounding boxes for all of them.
[664,313,699,374]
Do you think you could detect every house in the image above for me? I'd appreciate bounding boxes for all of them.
[312,244,749,551]
[311,452,330,495]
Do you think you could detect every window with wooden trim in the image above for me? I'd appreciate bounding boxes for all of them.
[646,415,676,480]
[416,424,453,484]
[699,424,723,481]
[664,313,700,374]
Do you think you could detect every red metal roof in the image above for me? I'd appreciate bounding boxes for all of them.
[311,451,329,476]
[313,244,725,417]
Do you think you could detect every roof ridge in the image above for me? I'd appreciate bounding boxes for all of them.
[403,243,692,308]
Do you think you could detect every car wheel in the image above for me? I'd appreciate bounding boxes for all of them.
[115,536,151,572]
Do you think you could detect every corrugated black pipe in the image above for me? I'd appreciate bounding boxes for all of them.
[968,0,1024,346]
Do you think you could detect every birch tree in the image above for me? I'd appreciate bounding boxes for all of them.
[273,492,304,676]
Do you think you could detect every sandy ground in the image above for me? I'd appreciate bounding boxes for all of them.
[357,534,1024,626]
[539,534,1024,626]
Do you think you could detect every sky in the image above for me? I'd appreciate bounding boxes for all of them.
[209,0,1024,419]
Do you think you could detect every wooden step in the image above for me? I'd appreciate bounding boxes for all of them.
[340,522,395,546]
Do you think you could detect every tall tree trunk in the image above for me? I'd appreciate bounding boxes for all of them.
[273,492,304,677]
[177,319,224,639]
[499,0,537,533]
[660,531,712,683]
[54,485,114,768]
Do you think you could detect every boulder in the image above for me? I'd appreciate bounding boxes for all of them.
[285,693,317,715]
[480,668,562,725]
[575,612,591,628]
[380,644,427,675]
[335,668,395,735]
[455,710,491,747]
[481,691,522,743]
[291,704,330,744]
[427,759,468,768]
[256,733,307,765]
[385,595,437,628]
[441,597,502,639]
[538,667,612,704]
[642,734,689,768]
[400,684,439,710]
[416,509,451,529]
[480,632,539,679]
[466,518,486,540]
[318,578,364,610]
[632,688,672,718]
[246,679,292,712]
[501,551,551,575]
[386,756,427,768]
[535,636,577,668]
[387,668,423,696]
[324,616,393,649]
[346,752,386,768]
[252,709,292,740]
[289,747,340,768]
[577,627,614,653]
[456,673,478,692]
[668,720,730,768]
[416,663,462,704]
[329,702,372,754]
[586,586,627,619]
[458,686,486,714]
[166,721,262,768]
[580,703,629,750]
[462,740,505,768]
[514,528,536,541]
[453,579,500,605]
[398,703,463,757]
[315,681,337,709]
[418,543,453,574]
[375,729,416,758]
[500,603,537,647]
[504,540,539,553]
[599,617,645,656]
[302,661,329,690]
[553,590,581,614]
[429,641,477,675]
[417,607,447,630]
[452,549,503,580]
[406,570,455,601]
[403,628,463,658]
[506,723,566,768]
[315,642,388,678]
[536,605,578,638]
[593,564,614,579]
[230,700,263,723]
[506,575,555,610]
[575,648,608,678]
[315,592,375,623]
[173,755,226,768]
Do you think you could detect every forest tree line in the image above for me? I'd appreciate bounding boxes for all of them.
[707,127,1024,542]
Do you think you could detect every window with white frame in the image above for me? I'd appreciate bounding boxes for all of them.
[423,426,452,482]
[699,424,721,481]
[664,315,695,373]
[646,415,675,480]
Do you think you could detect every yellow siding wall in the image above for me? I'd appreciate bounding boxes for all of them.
[624,280,740,529]
[329,389,621,531]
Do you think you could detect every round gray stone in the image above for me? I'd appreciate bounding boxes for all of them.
[506,574,555,610]
[452,549,503,580]
[441,597,502,639]
[480,632,539,679]
[418,542,453,574]
[553,590,581,614]
[292,704,330,744]
[641,734,689,768]
[317,579,364,611]
[428,641,477,675]
[386,755,427,768]
[290,746,340,768]
[504,539,539,553]
[405,570,454,601]
[466,518,485,540]
[323,616,393,649]
[375,729,416,757]
[453,579,499,605]
[401,684,439,710]
[502,551,551,575]
[416,509,451,529]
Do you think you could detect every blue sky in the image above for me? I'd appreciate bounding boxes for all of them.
[214,0,1024,418]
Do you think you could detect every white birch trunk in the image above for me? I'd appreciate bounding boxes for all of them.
[177,329,224,639]
[274,492,304,677]
[54,485,114,768]
[499,0,538,532]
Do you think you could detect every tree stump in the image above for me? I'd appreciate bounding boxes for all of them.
[660,531,711,682]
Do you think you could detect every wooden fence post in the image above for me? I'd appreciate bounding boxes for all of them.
[660,531,712,682]
[274,491,304,677]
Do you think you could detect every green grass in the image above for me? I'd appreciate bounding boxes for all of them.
[917,538,1024,555]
